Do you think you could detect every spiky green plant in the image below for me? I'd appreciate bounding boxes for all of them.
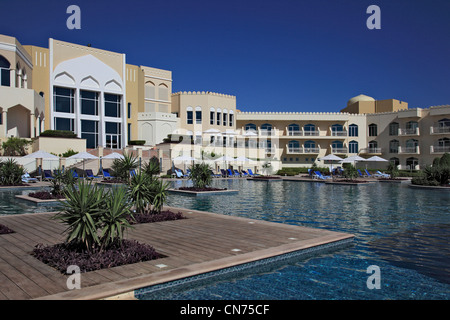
[99,186,133,249]
[128,171,151,214]
[189,163,212,189]
[149,179,170,214]
[0,158,25,185]
[111,152,138,182]
[54,181,105,251]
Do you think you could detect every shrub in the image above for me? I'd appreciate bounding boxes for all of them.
[39,130,77,138]
[189,163,212,189]
[387,162,399,179]
[111,152,138,181]
[1,137,31,156]
[0,158,25,185]
[128,140,146,146]
[342,164,359,180]
[0,224,14,234]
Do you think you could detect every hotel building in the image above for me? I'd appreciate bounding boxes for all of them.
[0,34,449,172]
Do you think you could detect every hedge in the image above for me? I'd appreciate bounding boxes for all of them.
[39,130,77,139]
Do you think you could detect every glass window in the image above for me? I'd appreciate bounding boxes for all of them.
[187,111,193,124]
[349,140,358,153]
[104,93,121,118]
[0,55,11,87]
[54,87,74,113]
[304,124,316,135]
[389,140,399,153]
[195,110,202,124]
[261,123,272,133]
[81,120,99,149]
[406,157,418,169]
[216,112,221,126]
[54,117,74,132]
[127,103,131,119]
[349,124,358,137]
[210,111,215,125]
[245,123,257,132]
[368,124,378,136]
[223,113,227,126]
[288,124,300,135]
[368,140,378,148]
[229,113,234,127]
[390,157,400,166]
[389,122,399,136]
[80,90,99,116]
[106,122,122,149]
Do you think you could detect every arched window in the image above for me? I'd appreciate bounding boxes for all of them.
[288,140,300,153]
[304,140,316,153]
[406,157,419,170]
[210,107,215,125]
[229,110,234,127]
[144,81,155,99]
[158,83,169,101]
[437,138,450,152]
[349,124,358,137]
[0,55,11,87]
[216,108,221,125]
[438,118,450,128]
[349,140,358,154]
[331,124,344,136]
[261,123,272,133]
[331,140,344,152]
[245,123,257,132]
[195,106,202,124]
[368,123,378,136]
[288,124,300,136]
[390,157,400,167]
[304,124,316,136]
[406,139,418,152]
[186,106,193,124]
[368,140,378,148]
[222,109,228,126]
[389,122,399,136]
[389,140,399,153]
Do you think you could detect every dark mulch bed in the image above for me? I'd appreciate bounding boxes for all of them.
[378,178,409,181]
[32,239,162,274]
[129,210,186,224]
[0,224,14,235]
[28,191,65,200]
[178,187,227,192]
[250,176,280,180]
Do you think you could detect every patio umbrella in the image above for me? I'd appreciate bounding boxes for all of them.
[23,150,59,159]
[319,154,343,173]
[365,155,388,170]
[102,152,124,159]
[215,155,235,170]
[173,155,195,172]
[67,152,98,173]
[340,155,366,163]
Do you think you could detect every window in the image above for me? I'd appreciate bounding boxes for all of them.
[186,107,193,124]
[331,124,344,136]
[216,111,221,125]
[390,157,400,167]
[406,157,418,170]
[210,109,215,125]
[288,124,300,135]
[261,123,272,134]
[349,140,358,154]
[223,112,227,126]
[81,120,99,149]
[127,103,131,119]
[145,82,155,99]
[105,122,122,149]
[389,122,399,136]
[368,140,378,149]
[104,93,121,118]
[406,121,418,130]
[54,117,74,132]
[80,90,99,116]
[368,124,377,136]
[406,139,418,152]
[349,124,358,137]
[158,84,169,101]
[245,123,257,132]
[0,55,11,87]
[304,140,316,152]
[288,140,300,153]
[332,140,344,151]
[54,87,74,113]
[195,107,202,124]
[229,111,234,126]
[304,124,316,136]
[389,140,399,153]
[127,123,131,142]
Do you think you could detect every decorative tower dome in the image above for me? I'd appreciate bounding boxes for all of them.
[347,94,375,106]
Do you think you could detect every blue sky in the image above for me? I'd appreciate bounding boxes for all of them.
[1,0,449,112]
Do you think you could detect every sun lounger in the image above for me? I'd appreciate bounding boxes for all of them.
[234,170,241,177]
[227,169,234,177]
[130,169,136,177]
[21,172,38,183]
[43,170,54,181]
[374,170,390,178]
[314,171,332,180]
[357,169,365,177]
[365,169,373,177]
[103,169,115,179]
[86,169,100,179]
[241,170,249,177]
[174,169,184,178]
[220,169,227,177]
[247,169,259,176]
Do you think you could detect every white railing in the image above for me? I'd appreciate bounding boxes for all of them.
[399,128,419,136]
[430,145,450,153]
[430,126,450,134]
[360,147,382,154]
[331,148,348,154]
[398,146,420,154]
[331,131,348,137]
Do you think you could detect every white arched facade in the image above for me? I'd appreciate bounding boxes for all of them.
[51,54,126,149]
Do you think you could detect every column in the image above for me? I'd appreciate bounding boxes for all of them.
[9,69,16,87]
[30,113,35,138]
[2,111,7,137]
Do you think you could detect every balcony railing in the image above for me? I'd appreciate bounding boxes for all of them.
[331,131,348,137]
[430,145,450,154]
[287,147,302,154]
[303,131,320,137]
[430,126,450,134]
[286,147,320,154]
[398,128,419,136]
[398,146,420,154]
[360,147,382,154]
[287,130,303,136]
[331,147,348,154]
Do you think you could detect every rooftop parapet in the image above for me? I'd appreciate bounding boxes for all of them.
[172,91,236,99]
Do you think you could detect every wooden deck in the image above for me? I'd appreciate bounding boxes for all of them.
[0,207,353,300]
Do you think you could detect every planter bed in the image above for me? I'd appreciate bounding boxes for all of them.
[247,176,283,181]
[168,187,238,196]
[15,193,66,206]
[325,179,371,185]
[129,210,186,224]
[0,224,14,235]
[378,178,411,183]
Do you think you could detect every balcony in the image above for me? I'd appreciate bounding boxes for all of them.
[331,131,348,137]
[286,147,320,154]
[398,146,420,154]
[331,147,348,154]
[430,145,450,154]
[430,126,450,135]
[287,130,303,136]
[303,131,320,137]
[360,147,382,155]
[398,128,420,136]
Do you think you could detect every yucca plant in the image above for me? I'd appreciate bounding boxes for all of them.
[0,158,24,185]
[53,181,105,252]
[99,186,133,249]
[111,152,138,182]
[128,171,152,214]
[189,163,212,189]
[149,179,170,214]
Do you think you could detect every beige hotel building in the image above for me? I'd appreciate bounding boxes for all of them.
[1,34,449,172]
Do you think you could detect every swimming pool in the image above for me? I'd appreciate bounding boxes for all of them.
[139,179,450,300]
[0,187,60,215]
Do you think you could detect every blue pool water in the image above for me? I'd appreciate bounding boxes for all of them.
[141,179,450,300]
[0,188,60,215]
